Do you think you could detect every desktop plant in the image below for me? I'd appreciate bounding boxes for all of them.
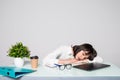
[7,42,30,67]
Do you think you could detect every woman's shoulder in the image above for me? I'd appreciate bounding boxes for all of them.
[89,56,103,63]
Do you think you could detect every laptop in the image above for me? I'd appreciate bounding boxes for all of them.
[73,62,110,71]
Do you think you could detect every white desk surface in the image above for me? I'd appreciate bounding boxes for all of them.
[23,63,120,77]
[0,63,120,80]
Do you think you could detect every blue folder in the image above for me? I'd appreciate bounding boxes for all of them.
[0,66,36,78]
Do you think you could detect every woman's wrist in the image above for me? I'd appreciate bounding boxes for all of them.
[62,59,78,64]
[58,58,77,64]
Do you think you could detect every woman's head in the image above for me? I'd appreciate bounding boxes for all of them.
[72,43,97,61]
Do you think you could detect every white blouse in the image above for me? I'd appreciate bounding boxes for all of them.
[42,46,103,67]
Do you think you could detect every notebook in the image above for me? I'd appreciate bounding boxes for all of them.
[73,62,110,71]
[0,66,36,78]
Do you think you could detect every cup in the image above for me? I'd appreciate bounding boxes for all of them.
[30,56,39,69]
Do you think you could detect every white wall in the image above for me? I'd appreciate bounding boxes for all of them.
[0,0,120,67]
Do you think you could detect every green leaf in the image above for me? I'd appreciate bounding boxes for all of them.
[7,42,30,58]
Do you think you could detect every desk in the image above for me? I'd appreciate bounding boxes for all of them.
[0,63,120,80]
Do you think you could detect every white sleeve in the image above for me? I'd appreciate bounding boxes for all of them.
[89,56,103,63]
[42,46,63,67]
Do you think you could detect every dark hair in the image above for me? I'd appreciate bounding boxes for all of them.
[72,43,97,61]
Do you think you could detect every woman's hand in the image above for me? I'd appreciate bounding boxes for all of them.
[73,59,89,65]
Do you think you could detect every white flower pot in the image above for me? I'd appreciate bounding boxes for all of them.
[14,58,24,67]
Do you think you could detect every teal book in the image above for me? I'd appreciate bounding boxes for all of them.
[0,66,36,78]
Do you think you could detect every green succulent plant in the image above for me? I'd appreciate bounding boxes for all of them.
[7,42,30,58]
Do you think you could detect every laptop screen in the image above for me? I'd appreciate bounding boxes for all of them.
[73,62,110,71]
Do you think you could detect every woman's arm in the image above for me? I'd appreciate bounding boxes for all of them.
[42,46,66,67]
[58,58,79,64]
[58,56,103,65]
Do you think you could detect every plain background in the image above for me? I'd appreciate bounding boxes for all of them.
[0,0,120,67]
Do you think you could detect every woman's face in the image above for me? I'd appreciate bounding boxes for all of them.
[75,50,89,60]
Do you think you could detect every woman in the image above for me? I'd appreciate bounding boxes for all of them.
[43,43,103,67]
